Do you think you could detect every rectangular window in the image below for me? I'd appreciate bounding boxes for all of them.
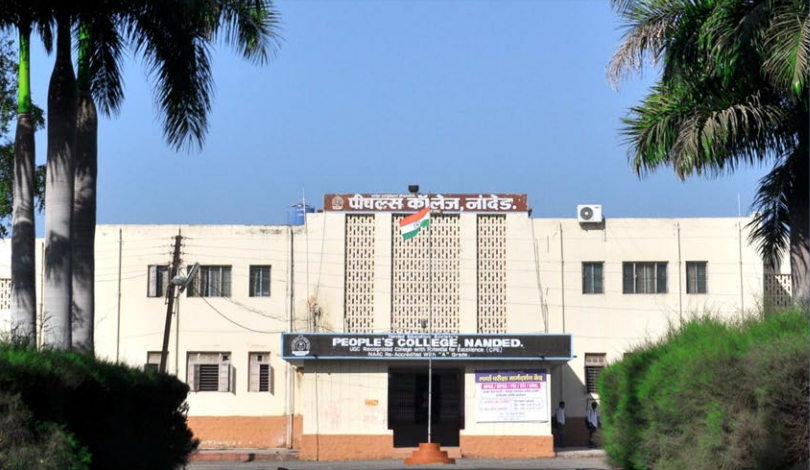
[686,261,708,294]
[147,265,170,297]
[248,352,273,392]
[582,262,604,294]
[187,266,232,297]
[187,352,232,392]
[585,353,606,394]
[249,266,271,297]
[144,351,163,373]
[622,262,667,294]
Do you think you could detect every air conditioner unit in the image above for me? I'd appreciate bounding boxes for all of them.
[577,205,603,223]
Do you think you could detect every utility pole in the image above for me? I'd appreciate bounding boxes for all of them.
[159,233,182,374]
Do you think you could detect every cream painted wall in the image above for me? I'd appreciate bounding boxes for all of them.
[94,224,297,417]
[300,360,392,435]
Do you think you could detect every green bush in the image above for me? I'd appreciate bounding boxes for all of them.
[0,392,91,470]
[598,308,809,470]
[0,346,198,470]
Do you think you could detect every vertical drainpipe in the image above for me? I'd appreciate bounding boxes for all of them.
[558,223,565,400]
[38,241,44,349]
[175,297,180,375]
[677,222,683,326]
[286,226,295,449]
[738,222,745,316]
[116,228,122,361]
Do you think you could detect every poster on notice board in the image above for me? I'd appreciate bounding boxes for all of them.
[475,370,548,423]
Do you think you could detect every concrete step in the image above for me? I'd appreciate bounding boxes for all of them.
[393,447,462,459]
[189,448,299,463]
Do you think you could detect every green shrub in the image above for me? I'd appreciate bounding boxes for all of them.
[598,307,809,470]
[0,392,91,470]
[0,346,198,470]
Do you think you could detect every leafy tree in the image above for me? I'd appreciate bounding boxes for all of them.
[609,0,809,300]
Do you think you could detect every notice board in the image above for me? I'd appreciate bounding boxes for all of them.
[475,370,548,423]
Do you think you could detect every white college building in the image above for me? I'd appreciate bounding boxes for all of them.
[0,192,792,459]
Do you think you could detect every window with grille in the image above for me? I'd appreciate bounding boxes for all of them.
[622,262,667,294]
[582,262,604,294]
[686,261,707,294]
[187,266,232,297]
[197,365,219,391]
[585,353,606,394]
[249,266,271,297]
[0,278,11,310]
[248,352,273,392]
[144,351,163,373]
[148,265,170,297]
[187,352,232,392]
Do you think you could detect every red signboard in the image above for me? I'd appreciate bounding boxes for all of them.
[323,194,528,213]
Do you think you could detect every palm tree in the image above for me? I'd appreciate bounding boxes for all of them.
[11,18,36,343]
[0,1,51,344]
[42,8,76,349]
[68,0,280,351]
[70,20,99,351]
[609,0,809,301]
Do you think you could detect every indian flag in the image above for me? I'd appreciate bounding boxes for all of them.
[399,208,430,241]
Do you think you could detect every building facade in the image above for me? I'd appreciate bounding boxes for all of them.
[0,192,792,459]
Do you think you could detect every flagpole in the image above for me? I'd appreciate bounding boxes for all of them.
[427,191,433,445]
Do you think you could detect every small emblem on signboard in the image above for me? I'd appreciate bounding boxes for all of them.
[291,335,311,356]
[331,196,344,210]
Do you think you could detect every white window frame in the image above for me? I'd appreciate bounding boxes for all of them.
[248,352,273,393]
[148,265,170,297]
[144,351,163,373]
[585,353,606,394]
[623,262,668,294]
[582,262,604,294]
[249,266,271,297]
[686,261,708,294]
[187,352,233,392]
[187,266,232,297]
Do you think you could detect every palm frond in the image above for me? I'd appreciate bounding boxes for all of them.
[623,81,790,178]
[86,12,125,116]
[748,154,795,267]
[206,0,282,64]
[762,0,809,96]
[608,0,696,88]
[128,0,214,151]
[35,17,53,55]
[672,92,787,175]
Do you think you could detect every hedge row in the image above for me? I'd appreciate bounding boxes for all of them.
[598,308,809,470]
[0,345,198,469]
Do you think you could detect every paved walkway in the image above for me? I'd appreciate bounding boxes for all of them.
[186,448,608,470]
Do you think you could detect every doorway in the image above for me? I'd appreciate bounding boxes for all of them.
[388,368,464,447]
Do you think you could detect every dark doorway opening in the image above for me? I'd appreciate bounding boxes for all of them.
[388,368,464,447]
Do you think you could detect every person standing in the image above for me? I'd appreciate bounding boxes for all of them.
[555,401,566,446]
[587,401,600,448]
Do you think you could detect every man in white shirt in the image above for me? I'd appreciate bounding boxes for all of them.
[554,401,566,446]
[587,401,600,448]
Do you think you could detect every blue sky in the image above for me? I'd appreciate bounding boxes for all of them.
[24,0,768,230]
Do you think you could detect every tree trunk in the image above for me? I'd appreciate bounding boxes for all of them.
[72,23,97,353]
[10,24,36,344]
[42,15,77,349]
[789,113,810,303]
